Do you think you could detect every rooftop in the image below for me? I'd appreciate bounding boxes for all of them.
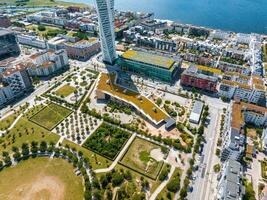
[231,101,267,130]
[197,65,222,75]
[0,29,12,37]
[97,73,168,124]
[221,79,251,90]
[3,63,27,76]
[121,50,175,69]
[183,65,218,83]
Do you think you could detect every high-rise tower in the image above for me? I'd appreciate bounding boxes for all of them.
[95,0,117,65]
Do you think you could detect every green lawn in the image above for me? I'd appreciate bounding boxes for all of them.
[0,157,83,200]
[83,123,131,160]
[55,84,77,98]
[0,112,20,131]
[30,103,72,130]
[0,117,59,156]
[62,139,112,170]
[120,137,164,180]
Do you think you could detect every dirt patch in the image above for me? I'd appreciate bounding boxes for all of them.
[9,175,65,200]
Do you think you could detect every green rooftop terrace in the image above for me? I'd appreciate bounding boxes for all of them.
[121,50,175,69]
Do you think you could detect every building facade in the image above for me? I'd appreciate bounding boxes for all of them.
[2,64,33,96]
[0,80,13,107]
[95,0,117,64]
[64,39,101,61]
[118,50,180,82]
[0,29,20,61]
[180,66,218,92]
[27,49,69,77]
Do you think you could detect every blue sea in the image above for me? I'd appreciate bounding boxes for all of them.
[68,0,267,34]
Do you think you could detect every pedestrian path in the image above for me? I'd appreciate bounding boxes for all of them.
[149,165,176,200]
[94,133,136,173]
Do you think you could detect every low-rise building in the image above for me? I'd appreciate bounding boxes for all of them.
[64,39,101,61]
[27,49,69,77]
[189,100,204,124]
[17,34,47,49]
[118,50,180,82]
[221,101,267,162]
[96,73,172,128]
[219,74,265,105]
[217,159,243,200]
[180,65,219,92]
[141,20,167,32]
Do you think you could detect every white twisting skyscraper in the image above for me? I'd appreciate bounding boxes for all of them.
[95,0,117,64]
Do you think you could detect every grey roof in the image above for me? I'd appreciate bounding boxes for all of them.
[165,117,176,129]
[192,101,204,115]
[183,65,218,83]
[223,180,240,200]
[0,29,12,37]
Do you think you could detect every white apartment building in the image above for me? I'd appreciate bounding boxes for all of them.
[95,0,117,64]
[221,101,267,162]
[219,75,265,105]
[17,34,47,49]
[27,49,69,77]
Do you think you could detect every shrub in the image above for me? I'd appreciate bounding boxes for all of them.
[37,25,46,31]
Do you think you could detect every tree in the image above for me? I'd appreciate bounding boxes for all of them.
[111,171,124,186]
[84,189,92,200]
[40,141,47,153]
[159,166,170,181]
[100,175,109,189]
[167,177,180,192]
[37,25,46,31]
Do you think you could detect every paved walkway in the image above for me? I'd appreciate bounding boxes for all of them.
[149,165,176,200]
[94,133,136,174]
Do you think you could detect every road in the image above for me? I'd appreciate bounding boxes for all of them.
[189,104,225,200]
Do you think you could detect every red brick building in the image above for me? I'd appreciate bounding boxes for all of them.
[181,66,218,92]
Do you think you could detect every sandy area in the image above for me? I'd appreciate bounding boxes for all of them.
[8,175,65,200]
[150,148,165,161]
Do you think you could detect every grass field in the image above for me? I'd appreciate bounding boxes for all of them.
[0,117,60,155]
[83,123,131,160]
[26,24,67,39]
[55,84,77,98]
[0,157,83,200]
[0,112,20,131]
[30,103,72,130]
[120,137,164,180]
[62,139,112,170]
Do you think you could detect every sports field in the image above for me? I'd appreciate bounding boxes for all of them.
[0,157,83,200]
[30,103,72,130]
[120,137,164,180]
[55,85,77,98]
